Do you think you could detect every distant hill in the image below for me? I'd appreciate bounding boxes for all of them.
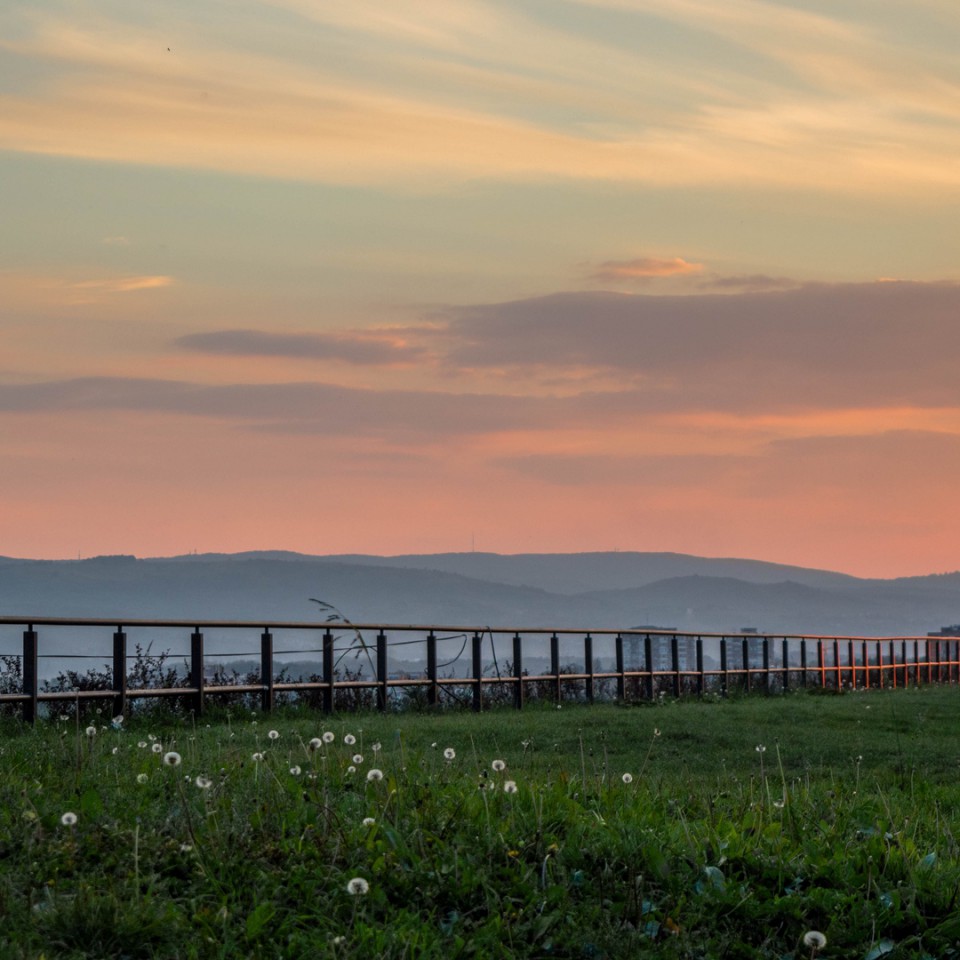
[1,551,959,638]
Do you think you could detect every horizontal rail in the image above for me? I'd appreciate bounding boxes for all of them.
[0,618,956,722]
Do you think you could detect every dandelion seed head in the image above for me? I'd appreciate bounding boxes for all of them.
[290,765,302,776]
[504,780,518,794]
[344,734,356,746]
[136,773,148,784]
[138,741,147,749]
[371,742,381,753]
[366,768,383,782]
[362,816,376,826]
[111,747,119,755]
[492,759,506,772]
[163,751,182,767]
[251,752,265,762]
[621,772,633,784]
[756,744,766,754]
[322,731,335,743]
[352,754,363,765]
[346,877,369,895]
[195,775,213,789]
[308,737,323,751]
[267,729,280,740]
[61,811,78,826]
[151,743,162,754]
[85,726,97,738]
[803,931,827,950]
[443,747,456,760]
[346,765,356,774]
[148,734,157,742]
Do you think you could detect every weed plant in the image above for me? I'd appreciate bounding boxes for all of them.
[1,686,960,958]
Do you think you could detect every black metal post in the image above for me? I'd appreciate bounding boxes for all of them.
[23,626,38,725]
[112,627,127,718]
[671,634,681,698]
[615,634,625,701]
[781,638,790,693]
[696,637,704,696]
[322,629,334,713]
[585,634,595,703]
[260,629,274,713]
[377,631,388,713]
[427,632,438,708]
[472,632,483,712]
[742,637,751,694]
[762,637,770,694]
[513,633,524,710]
[551,633,561,704]
[190,628,205,717]
[720,637,728,698]
[644,634,654,700]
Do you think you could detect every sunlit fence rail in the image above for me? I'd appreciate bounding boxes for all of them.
[0,617,957,722]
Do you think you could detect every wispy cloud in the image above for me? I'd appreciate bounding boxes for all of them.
[592,257,703,282]
[175,329,426,365]
[2,4,959,192]
[73,276,173,294]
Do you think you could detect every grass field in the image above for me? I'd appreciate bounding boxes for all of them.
[3,686,960,958]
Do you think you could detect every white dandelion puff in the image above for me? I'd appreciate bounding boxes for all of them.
[344,734,356,746]
[322,731,335,743]
[622,772,633,784]
[504,780,518,794]
[252,752,265,762]
[492,759,506,772]
[803,931,827,951]
[163,751,182,767]
[371,742,381,753]
[443,747,456,760]
[308,737,323,751]
[346,877,369,895]
[366,768,383,782]
[85,726,97,738]
[268,729,280,740]
[346,765,356,774]
[151,743,162,754]
[61,811,78,826]
[136,773,148,784]
[290,765,302,776]
[362,816,376,827]
[195,775,213,789]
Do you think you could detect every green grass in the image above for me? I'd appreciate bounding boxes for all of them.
[3,686,960,958]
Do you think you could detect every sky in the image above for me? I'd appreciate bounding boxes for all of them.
[2,0,960,578]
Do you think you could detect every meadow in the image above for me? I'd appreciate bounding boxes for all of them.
[3,686,960,959]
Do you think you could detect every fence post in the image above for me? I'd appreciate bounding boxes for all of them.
[22,626,38,725]
[818,641,826,689]
[550,633,560,704]
[888,641,895,689]
[926,640,933,685]
[513,633,524,710]
[472,632,483,712]
[671,634,681,699]
[427,632,438,708]
[644,634,654,700]
[260,629,274,713]
[113,626,127,718]
[902,640,909,687]
[832,640,840,690]
[800,639,808,688]
[720,637,728,698]
[847,640,855,690]
[615,634,625,701]
[322,629,334,713]
[190,628,205,717]
[862,640,870,690]
[696,637,704,697]
[781,638,789,693]
[742,637,751,695]
[377,631,388,713]
[584,634,595,703]
[762,637,770,695]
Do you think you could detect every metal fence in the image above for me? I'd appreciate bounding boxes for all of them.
[0,616,957,722]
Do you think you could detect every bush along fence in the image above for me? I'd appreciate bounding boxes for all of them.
[0,616,958,722]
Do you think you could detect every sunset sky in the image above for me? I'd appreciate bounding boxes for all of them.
[2,0,960,577]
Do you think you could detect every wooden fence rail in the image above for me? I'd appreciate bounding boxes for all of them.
[0,617,957,722]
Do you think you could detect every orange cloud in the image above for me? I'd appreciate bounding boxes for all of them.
[592,257,703,281]
[72,276,174,294]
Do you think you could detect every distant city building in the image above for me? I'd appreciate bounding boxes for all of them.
[928,625,960,637]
